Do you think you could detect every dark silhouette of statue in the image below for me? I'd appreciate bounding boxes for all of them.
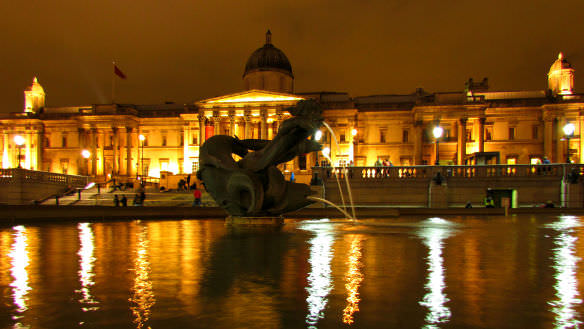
[197,100,323,216]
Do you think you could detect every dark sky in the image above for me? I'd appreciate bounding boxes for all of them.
[1,0,583,113]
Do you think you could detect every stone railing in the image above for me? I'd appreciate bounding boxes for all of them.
[0,168,89,187]
[315,164,583,181]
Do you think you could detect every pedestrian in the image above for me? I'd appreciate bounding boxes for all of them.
[140,191,146,205]
[133,193,141,206]
[465,201,472,208]
[114,194,120,207]
[186,174,191,191]
[193,186,202,206]
[121,195,127,207]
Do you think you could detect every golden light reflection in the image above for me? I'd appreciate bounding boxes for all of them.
[418,218,455,328]
[301,221,335,328]
[342,235,364,325]
[9,225,31,318]
[76,223,99,311]
[546,216,583,329]
[129,225,155,329]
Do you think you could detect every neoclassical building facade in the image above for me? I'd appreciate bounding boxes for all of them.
[1,32,583,183]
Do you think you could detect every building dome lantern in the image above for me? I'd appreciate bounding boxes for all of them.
[24,76,46,113]
[548,52,575,95]
[243,30,294,93]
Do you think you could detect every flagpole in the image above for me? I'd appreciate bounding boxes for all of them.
[111,61,116,104]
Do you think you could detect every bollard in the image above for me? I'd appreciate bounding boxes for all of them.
[97,184,100,194]
[78,189,81,200]
[55,196,59,206]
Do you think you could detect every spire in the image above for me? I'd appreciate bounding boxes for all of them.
[559,52,564,60]
[266,29,272,45]
[33,76,38,84]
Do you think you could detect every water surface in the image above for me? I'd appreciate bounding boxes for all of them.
[1,214,583,328]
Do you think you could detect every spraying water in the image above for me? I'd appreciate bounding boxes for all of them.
[321,122,356,220]
[307,196,355,221]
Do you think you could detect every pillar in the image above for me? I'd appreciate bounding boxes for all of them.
[229,111,236,136]
[556,118,564,163]
[413,120,423,165]
[478,118,485,153]
[198,114,205,143]
[244,112,252,139]
[91,128,98,176]
[112,127,119,175]
[260,109,267,139]
[457,118,467,165]
[579,116,584,164]
[213,112,220,137]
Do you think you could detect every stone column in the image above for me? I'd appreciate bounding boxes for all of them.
[125,127,133,178]
[3,131,8,168]
[244,111,252,139]
[197,114,205,143]
[413,120,424,165]
[457,118,467,165]
[556,118,564,163]
[579,116,584,163]
[478,118,485,153]
[112,127,119,175]
[260,109,268,139]
[544,117,554,160]
[229,111,236,136]
[91,128,98,176]
[213,111,220,137]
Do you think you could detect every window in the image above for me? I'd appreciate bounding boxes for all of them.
[192,135,198,145]
[180,132,184,146]
[191,158,199,173]
[466,128,473,142]
[340,133,346,143]
[179,158,184,174]
[62,135,67,148]
[143,137,148,147]
[486,127,493,141]
[532,126,539,140]
[160,158,169,172]
[402,130,409,143]
[44,137,50,148]
[142,159,151,177]
[506,156,517,164]
[299,154,307,170]
[162,135,167,147]
[380,129,387,143]
[60,159,69,174]
[508,127,516,141]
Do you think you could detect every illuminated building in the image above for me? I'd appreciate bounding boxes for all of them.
[0,31,583,182]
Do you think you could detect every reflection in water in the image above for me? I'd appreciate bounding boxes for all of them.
[546,216,582,328]
[129,225,155,329]
[302,221,335,328]
[9,225,31,319]
[77,223,99,311]
[418,218,454,329]
[342,235,364,325]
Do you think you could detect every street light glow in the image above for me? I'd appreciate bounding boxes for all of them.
[14,135,25,146]
[563,123,575,137]
[139,134,145,141]
[314,130,322,141]
[433,126,444,139]
[322,147,330,156]
[81,150,91,159]
[351,128,357,136]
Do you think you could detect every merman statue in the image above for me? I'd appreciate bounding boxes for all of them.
[197,99,323,216]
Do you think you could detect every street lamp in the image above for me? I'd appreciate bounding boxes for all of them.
[563,122,575,163]
[81,149,91,175]
[433,126,444,165]
[139,134,145,179]
[14,135,25,168]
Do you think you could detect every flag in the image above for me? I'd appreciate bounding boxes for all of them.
[114,64,126,79]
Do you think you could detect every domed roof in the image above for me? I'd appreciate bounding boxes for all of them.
[26,77,45,93]
[549,52,574,73]
[244,30,293,78]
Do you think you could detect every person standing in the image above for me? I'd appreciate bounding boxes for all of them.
[121,195,128,207]
[186,174,191,191]
[193,186,202,206]
[113,194,120,207]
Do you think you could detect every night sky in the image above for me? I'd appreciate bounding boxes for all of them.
[1,0,583,113]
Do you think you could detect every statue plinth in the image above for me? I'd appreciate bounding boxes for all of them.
[225,216,284,226]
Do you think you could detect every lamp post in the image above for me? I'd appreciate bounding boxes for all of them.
[563,122,575,163]
[351,128,358,165]
[433,126,444,165]
[81,149,91,175]
[14,135,25,168]
[139,134,145,179]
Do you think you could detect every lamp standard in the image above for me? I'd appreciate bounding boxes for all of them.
[433,126,444,165]
[139,134,145,179]
[351,128,358,165]
[563,122,575,163]
[81,149,91,175]
[14,135,25,168]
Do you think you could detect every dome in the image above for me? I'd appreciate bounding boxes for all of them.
[244,30,293,78]
[549,52,573,72]
[26,77,45,94]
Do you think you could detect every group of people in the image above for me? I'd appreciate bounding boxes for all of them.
[177,174,192,191]
[113,192,146,207]
[374,159,393,167]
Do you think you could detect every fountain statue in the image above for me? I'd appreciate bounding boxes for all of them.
[197,100,323,217]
